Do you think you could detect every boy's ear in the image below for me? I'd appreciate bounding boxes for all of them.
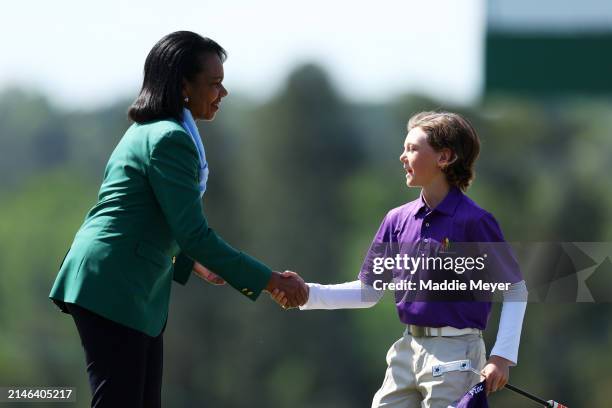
[438,148,457,169]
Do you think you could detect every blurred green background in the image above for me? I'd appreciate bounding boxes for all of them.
[1,60,611,407]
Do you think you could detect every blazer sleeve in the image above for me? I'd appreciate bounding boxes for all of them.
[173,251,195,285]
[148,129,272,301]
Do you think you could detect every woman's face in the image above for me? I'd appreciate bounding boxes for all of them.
[183,53,228,121]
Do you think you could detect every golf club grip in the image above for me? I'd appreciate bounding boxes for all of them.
[505,383,552,406]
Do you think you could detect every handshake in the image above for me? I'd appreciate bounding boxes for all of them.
[193,262,309,309]
[266,271,309,309]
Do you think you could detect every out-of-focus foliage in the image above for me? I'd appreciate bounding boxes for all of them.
[0,64,610,407]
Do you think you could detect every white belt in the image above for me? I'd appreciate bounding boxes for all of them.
[407,325,482,337]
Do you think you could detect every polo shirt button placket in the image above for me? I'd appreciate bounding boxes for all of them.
[421,220,430,256]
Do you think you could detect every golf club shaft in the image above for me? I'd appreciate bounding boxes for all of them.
[468,369,552,406]
[504,383,551,407]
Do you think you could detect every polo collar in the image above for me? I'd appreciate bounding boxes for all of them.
[414,186,462,217]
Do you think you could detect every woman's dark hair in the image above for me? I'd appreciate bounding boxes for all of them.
[128,31,226,123]
[407,111,481,191]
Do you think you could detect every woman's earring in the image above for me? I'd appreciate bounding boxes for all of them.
[184,96,189,103]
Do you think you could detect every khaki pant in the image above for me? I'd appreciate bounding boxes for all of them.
[371,329,486,408]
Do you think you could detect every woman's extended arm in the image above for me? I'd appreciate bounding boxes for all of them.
[148,129,271,299]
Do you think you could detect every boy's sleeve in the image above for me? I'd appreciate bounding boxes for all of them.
[490,281,528,365]
[358,213,395,286]
[468,211,523,284]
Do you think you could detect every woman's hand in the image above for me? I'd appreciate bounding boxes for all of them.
[192,261,226,285]
[481,355,512,394]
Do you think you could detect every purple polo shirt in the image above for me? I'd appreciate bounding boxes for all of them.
[358,186,523,330]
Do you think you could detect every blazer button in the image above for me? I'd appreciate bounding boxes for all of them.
[247,291,254,296]
[172,256,176,264]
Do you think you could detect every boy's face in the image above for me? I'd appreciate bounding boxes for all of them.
[399,127,446,189]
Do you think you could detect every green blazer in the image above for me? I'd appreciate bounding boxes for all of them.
[49,119,272,337]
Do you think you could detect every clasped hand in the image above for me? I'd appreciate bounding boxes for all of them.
[192,262,308,309]
[266,271,308,309]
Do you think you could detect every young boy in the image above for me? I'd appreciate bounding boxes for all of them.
[273,111,528,407]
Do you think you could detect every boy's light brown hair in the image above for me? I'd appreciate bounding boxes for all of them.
[407,111,480,191]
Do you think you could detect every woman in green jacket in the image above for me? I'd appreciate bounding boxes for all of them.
[49,31,307,408]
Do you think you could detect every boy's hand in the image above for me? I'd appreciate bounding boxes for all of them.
[481,355,512,394]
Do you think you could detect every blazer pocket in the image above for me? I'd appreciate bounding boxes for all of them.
[136,241,170,268]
